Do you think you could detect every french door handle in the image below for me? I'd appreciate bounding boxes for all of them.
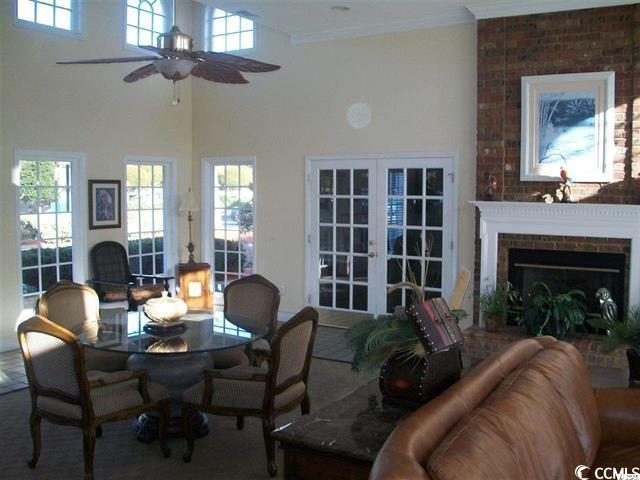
[368,252,377,258]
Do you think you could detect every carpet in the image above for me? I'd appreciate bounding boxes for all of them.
[0,359,367,480]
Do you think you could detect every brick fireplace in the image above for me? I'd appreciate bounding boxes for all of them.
[474,4,640,325]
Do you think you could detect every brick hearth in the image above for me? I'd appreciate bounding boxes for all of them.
[463,326,628,369]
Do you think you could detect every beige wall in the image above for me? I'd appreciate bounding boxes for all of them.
[190,13,477,320]
[0,0,194,350]
[0,1,477,350]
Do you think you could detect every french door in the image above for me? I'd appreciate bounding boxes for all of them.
[307,156,455,315]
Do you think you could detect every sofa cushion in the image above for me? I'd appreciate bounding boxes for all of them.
[427,367,586,480]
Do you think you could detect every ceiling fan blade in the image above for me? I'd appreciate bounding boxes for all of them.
[123,63,159,83]
[57,56,159,65]
[138,45,186,59]
[191,51,280,73]
[191,64,248,84]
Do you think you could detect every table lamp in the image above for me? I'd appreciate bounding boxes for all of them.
[179,187,200,264]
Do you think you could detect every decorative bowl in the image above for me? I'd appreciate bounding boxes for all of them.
[143,291,188,323]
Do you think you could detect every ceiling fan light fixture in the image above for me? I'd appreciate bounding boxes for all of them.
[153,58,197,81]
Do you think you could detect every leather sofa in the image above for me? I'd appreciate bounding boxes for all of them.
[370,337,640,480]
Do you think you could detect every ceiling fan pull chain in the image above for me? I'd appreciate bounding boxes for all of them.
[172,80,180,105]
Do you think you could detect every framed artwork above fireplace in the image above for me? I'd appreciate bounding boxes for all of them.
[520,71,615,183]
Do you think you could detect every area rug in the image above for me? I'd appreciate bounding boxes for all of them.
[0,359,367,480]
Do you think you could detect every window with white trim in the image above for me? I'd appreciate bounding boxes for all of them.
[126,162,169,282]
[206,8,254,53]
[17,153,84,309]
[126,0,168,47]
[16,0,77,32]
[212,162,255,293]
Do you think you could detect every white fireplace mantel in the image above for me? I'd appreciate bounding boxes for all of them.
[472,201,640,322]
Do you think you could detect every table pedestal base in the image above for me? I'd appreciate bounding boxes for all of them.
[134,411,209,442]
[127,351,213,441]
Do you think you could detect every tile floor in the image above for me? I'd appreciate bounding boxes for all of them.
[0,325,354,396]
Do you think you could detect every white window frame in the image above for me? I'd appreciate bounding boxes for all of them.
[203,6,255,54]
[13,0,83,37]
[14,149,88,312]
[201,156,257,299]
[124,155,178,281]
[123,0,173,53]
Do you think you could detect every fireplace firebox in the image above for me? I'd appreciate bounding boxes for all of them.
[507,248,626,326]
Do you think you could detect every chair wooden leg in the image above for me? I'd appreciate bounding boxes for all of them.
[182,405,196,463]
[158,401,171,458]
[82,427,96,480]
[95,425,102,438]
[301,393,311,415]
[262,417,277,478]
[27,412,41,469]
[236,416,244,430]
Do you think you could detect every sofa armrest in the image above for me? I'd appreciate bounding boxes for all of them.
[594,388,640,443]
[370,449,430,480]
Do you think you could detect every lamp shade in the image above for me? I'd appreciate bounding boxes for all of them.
[179,187,200,212]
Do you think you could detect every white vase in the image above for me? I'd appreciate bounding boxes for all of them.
[143,291,188,323]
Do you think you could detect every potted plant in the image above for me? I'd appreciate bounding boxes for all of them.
[478,284,514,332]
[517,282,586,340]
[588,307,640,386]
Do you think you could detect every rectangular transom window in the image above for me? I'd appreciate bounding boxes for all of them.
[16,0,77,32]
[207,8,254,52]
[212,162,255,293]
[126,162,168,281]
[17,151,86,309]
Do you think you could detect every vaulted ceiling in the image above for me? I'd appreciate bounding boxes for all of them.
[195,0,636,43]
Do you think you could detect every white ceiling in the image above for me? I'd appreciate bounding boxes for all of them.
[195,0,637,43]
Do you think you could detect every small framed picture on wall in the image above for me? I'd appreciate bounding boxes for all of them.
[520,71,615,182]
[89,180,121,229]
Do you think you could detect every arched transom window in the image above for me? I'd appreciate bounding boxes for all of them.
[126,0,168,47]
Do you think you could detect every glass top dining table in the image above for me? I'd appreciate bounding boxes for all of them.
[77,308,268,356]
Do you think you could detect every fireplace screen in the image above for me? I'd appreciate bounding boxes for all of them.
[508,249,625,328]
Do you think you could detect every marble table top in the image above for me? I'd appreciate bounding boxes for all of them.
[272,381,412,463]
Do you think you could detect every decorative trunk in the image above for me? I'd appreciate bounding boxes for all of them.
[379,346,463,408]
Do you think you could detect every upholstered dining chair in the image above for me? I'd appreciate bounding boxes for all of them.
[223,274,281,362]
[89,241,172,311]
[182,306,318,477]
[18,315,171,480]
[36,280,129,372]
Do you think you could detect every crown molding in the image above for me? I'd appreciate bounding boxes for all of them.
[290,9,474,45]
[465,0,637,19]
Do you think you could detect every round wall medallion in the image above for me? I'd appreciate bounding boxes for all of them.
[347,103,372,129]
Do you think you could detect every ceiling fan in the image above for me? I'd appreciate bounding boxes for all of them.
[57,2,280,104]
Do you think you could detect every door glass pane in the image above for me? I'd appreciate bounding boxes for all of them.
[353,170,368,195]
[425,169,443,195]
[336,227,350,253]
[353,199,368,225]
[18,158,74,306]
[319,198,333,223]
[388,169,403,195]
[319,170,333,194]
[407,169,423,196]
[211,162,256,294]
[336,170,350,195]
[336,199,350,224]
[315,166,370,311]
[384,167,445,313]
